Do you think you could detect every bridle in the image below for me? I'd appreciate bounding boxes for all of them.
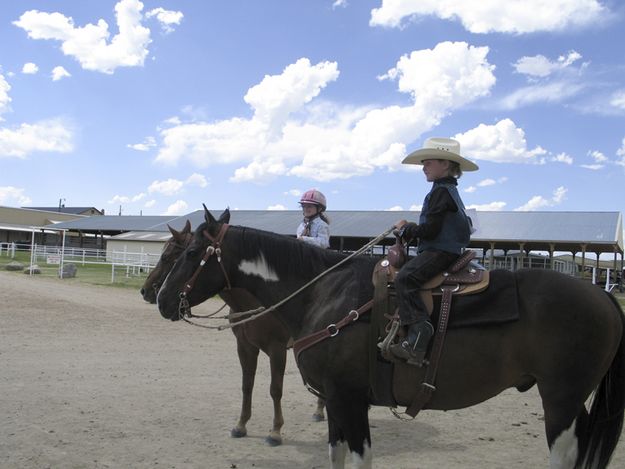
[178,223,231,320]
[151,232,193,297]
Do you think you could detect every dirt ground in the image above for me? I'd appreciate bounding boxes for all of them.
[1,271,624,469]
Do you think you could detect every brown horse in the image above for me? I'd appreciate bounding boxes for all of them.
[157,208,625,469]
[140,218,324,446]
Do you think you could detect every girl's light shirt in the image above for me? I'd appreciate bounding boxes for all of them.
[297,216,330,249]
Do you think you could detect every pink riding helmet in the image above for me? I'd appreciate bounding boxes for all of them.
[299,189,327,211]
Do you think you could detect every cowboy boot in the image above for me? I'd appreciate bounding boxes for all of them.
[389,320,434,367]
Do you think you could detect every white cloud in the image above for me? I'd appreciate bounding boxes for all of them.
[108,193,145,204]
[514,186,567,211]
[588,150,607,163]
[616,137,625,167]
[285,189,302,197]
[13,0,152,74]
[148,178,184,196]
[580,163,604,170]
[611,90,625,110]
[22,63,39,74]
[466,201,506,211]
[267,204,287,210]
[333,0,348,8]
[127,136,156,151]
[162,200,188,215]
[0,186,32,205]
[454,118,546,164]
[51,66,71,81]
[498,81,585,110]
[155,44,495,183]
[145,7,183,33]
[513,51,581,78]
[477,178,496,187]
[0,119,74,158]
[369,0,607,33]
[185,173,208,187]
[386,205,404,211]
[144,199,156,208]
[0,74,11,119]
[464,186,476,193]
[552,152,573,164]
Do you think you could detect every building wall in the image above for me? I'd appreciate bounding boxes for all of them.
[106,240,165,265]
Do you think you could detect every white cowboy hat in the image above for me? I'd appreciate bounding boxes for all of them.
[402,137,479,172]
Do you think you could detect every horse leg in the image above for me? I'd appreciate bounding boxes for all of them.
[325,385,372,469]
[265,343,286,446]
[231,338,259,439]
[539,383,590,469]
[312,397,326,422]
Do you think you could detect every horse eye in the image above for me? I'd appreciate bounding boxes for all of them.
[186,247,200,258]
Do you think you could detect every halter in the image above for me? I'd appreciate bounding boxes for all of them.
[178,223,231,319]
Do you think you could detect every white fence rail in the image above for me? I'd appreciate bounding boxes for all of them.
[1,242,161,282]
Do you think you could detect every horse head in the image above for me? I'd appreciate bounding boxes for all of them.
[140,219,192,303]
[157,206,231,320]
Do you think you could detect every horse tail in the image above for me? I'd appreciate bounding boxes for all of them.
[579,292,625,469]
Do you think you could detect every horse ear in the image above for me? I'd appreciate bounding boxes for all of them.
[182,219,192,234]
[218,207,230,224]
[203,204,217,225]
[167,224,179,237]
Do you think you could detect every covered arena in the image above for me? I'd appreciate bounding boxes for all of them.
[50,209,624,287]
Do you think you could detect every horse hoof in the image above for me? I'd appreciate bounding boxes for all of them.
[231,428,247,438]
[265,436,282,447]
[312,413,325,422]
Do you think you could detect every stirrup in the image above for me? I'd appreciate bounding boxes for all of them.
[377,319,400,360]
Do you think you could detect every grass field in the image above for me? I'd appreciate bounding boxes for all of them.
[0,251,148,290]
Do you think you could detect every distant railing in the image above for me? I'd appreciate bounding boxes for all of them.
[1,242,160,283]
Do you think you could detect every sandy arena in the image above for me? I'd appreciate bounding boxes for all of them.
[1,271,624,468]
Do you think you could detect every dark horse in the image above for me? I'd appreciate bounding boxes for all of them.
[140,218,324,446]
[157,208,625,468]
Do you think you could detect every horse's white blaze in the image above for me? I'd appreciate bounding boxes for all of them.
[238,253,279,282]
[156,270,171,309]
[549,420,578,469]
[351,441,372,468]
[329,441,347,469]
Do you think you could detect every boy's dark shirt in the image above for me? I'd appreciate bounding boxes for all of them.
[413,176,459,240]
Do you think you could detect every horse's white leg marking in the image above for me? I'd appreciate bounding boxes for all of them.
[549,419,578,469]
[350,440,372,469]
[329,441,347,469]
[238,252,279,282]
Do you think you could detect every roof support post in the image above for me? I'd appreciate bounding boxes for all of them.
[489,242,495,271]
[580,244,587,280]
[518,243,525,271]
[549,243,555,270]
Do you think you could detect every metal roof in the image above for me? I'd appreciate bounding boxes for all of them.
[148,209,623,254]
[24,206,103,215]
[51,215,176,233]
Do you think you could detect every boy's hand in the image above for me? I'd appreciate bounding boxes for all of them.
[399,222,419,242]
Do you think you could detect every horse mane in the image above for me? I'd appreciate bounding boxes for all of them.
[234,225,347,277]
[195,220,375,283]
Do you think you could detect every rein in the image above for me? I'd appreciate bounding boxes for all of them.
[177,224,399,331]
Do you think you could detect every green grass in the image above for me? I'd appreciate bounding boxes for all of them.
[0,251,148,290]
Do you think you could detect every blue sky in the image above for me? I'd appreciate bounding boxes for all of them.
[1,0,624,217]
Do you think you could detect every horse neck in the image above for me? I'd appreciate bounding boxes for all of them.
[225,226,374,334]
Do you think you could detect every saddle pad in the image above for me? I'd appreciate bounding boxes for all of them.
[431,269,519,329]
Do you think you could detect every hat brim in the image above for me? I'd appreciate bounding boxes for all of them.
[402,148,479,172]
